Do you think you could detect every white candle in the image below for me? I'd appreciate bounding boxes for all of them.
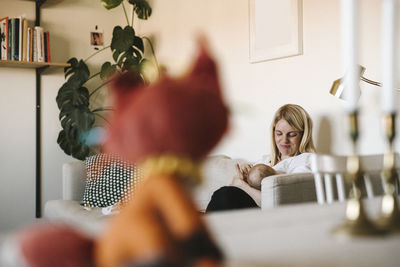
[341,0,359,112]
[382,0,398,114]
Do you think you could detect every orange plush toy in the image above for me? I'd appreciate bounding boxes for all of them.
[95,38,228,267]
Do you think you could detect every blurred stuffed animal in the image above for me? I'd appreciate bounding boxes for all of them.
[0,223,94,267]
[95,38,228,267]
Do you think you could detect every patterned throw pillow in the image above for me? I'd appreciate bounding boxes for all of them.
[81,154,143,207]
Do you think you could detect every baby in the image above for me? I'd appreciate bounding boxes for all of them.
[246,164,277,190]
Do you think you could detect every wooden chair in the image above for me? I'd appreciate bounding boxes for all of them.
[310,153,399,205]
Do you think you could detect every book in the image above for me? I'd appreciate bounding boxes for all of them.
[26,27,30,61]
[29,27,33,61]
[34,26,44,62]
[0,22,2,59]
[0,22,1,59]
[18,16,22,61]
[41,27,45,62]
[22,19,28,61]
[43,31,47,62]
[8,18,11,60]
[10,18,16,60]
[33,27,38,62]
[11,17,21,61]
[0,17,8,60]
[46,31,50,62]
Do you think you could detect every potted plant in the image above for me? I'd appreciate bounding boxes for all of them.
[56,0,157,160]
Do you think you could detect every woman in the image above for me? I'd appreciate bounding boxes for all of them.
[206,104,316,212]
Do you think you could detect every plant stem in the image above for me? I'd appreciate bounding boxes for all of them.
[143,36,160,78]
[89,80,112,97]
[122,2,130,26]
[92,107,114,113]
[84,45,111,62]
[94,113,110,124]
[88,72,100,81]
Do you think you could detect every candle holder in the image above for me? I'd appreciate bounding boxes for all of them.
[333,112,384,238]
[376,113,400,231]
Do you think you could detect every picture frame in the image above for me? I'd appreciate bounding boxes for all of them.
[249,0,303,63]
[90,27,104,51]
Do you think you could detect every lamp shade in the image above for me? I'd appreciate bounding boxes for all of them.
[329,66,365,100]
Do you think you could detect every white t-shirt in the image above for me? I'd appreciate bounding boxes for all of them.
[255,153,313,174]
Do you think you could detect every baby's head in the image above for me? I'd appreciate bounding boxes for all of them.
[247,164,276,190]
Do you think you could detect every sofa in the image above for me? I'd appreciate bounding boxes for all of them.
[44,155,319,235]
[5,155,398,266]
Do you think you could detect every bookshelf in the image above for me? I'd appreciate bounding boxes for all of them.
[0,60,69,68]
[0,0,70,69]
[0,0,69,218]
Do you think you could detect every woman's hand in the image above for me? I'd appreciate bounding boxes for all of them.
[233,163,252,183]
[230,163,262,206]
[231,164,252,186]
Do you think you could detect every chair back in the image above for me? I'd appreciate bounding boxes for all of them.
[310,153,398,204]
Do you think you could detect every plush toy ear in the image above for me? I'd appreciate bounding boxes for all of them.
[110,71,144,110]
[187,37,222,98]
[104,36,229,163]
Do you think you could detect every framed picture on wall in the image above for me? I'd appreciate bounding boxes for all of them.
[90,26,104,51]
[249,0,303,63]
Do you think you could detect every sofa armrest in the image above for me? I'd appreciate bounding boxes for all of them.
[261,172,316,210]
[63,162,86,201]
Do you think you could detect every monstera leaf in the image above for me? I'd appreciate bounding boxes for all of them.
[57,85,90,111]
[58,104,95,160]
[118,48,142,70]
[60,105,95,139]
[101,0,123,10]
[133,36,144,53]
[111,26,135,53]
[57,0,154,160]
[64,58,90,85]
[111,26,144,70]
[57,130,91,161]
[100,62,118,80]
[138,58,154,83]
[101,0,151,19]
[57,59,90,109]
[56,59,95,160]
[128,0,152,19]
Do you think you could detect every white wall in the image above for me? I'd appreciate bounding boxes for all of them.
[138,0,400,161]
[0,0,398,231]
[0,0,126,232]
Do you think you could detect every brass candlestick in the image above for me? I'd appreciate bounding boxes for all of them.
[333,112,384,238]
[376,113,400,231]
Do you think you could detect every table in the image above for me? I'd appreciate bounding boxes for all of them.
[205,198,400,267]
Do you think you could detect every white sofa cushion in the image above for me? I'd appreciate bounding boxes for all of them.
[45,155,249,226]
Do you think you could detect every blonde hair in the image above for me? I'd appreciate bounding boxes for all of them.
[270,104,315,166]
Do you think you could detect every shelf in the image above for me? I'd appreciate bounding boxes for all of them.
[0,60,69,69]
[24,0,64,7]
